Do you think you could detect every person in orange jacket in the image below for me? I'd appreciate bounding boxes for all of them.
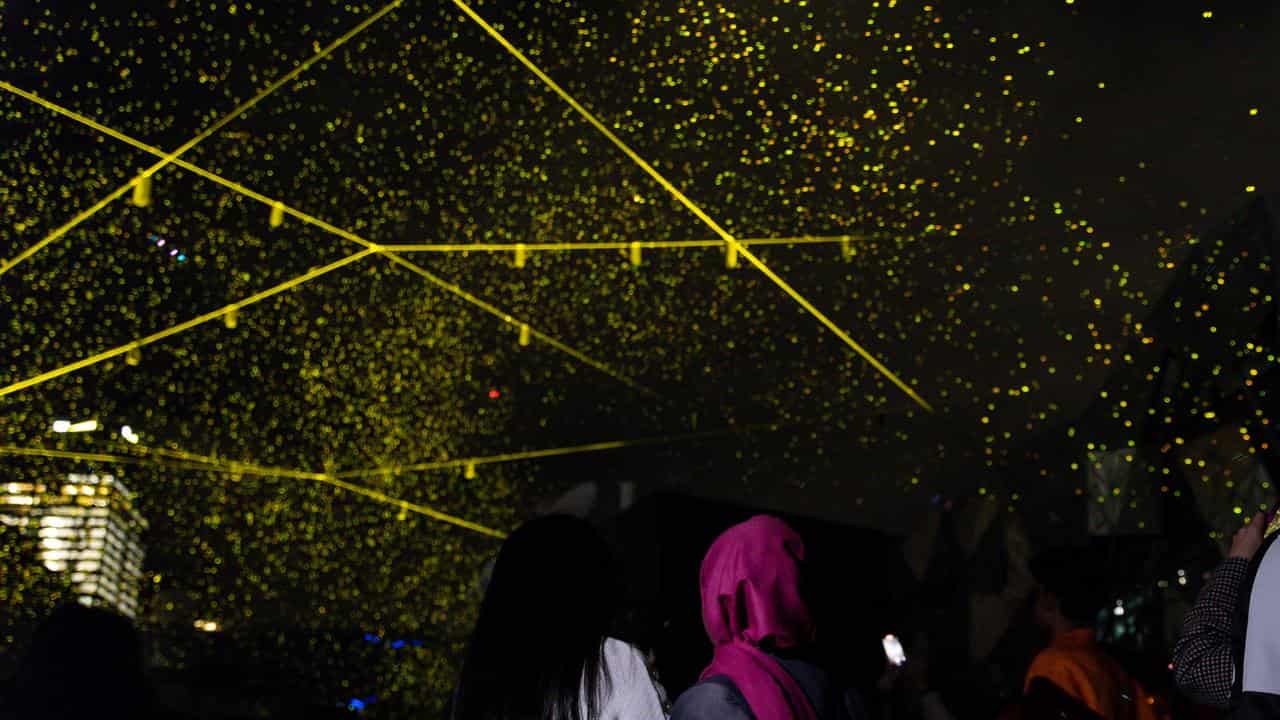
[1024,549,1166,720]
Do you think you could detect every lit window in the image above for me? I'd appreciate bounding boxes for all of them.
[40,516,76,528]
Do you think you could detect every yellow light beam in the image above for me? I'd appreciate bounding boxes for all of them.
[381,252,659,397]
[318,474,507,538]
[0,443,506,539]
[451,0,933,413]
[337,426,767,479]
[0,445,228,473]
[0,83,660,399]
[139,446,333,481]
[0,249,376,398]
[383,234,863,253]
[0,444,328,482]
[140,445,506,537]
[0,0,402,278]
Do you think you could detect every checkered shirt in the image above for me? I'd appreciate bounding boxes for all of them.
[1172,557,1251,708]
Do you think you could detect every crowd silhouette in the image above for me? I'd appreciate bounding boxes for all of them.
[2,511,1274,719]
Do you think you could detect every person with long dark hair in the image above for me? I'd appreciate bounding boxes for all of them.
[452,515,666,720]
[0,603,153,720]
[671,515,865,720]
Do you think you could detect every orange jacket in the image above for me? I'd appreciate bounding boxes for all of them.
[1025,629,1164,720]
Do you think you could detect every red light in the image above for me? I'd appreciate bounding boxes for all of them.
[488,389,501,399]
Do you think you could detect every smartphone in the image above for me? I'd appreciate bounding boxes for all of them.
[882,634,907,667]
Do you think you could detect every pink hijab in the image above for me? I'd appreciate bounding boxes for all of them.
[699,515,818,720]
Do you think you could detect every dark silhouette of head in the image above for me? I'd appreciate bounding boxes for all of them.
[8,602,150,719]
[454,515,617,720]
[1030,548,1110,634]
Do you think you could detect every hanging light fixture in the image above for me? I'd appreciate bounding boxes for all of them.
[269,201,286,229]
[840,236,854,261]
[131,174,152,208]
[52,419,98,433]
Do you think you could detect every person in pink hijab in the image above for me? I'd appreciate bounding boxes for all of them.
[671,515,866,720]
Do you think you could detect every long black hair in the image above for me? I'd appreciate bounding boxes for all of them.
[8,603,151,719]
[454,515,618,720]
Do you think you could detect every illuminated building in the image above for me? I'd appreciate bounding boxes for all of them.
[0,473,147,617]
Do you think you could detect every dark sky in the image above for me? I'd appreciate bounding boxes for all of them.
[2,0,1277,533]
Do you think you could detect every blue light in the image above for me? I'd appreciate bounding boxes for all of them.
[348,698,366,711]
[363,633,381,643]
[391,640,406,649]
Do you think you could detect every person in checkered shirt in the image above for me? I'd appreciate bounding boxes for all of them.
[1172,511,1271,711]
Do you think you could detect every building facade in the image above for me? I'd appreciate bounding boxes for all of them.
[1,473,147,617]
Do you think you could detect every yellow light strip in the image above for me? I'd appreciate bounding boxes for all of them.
[0,0,403,278]
[1,427,783,535]
[382,234,862,253]
[0,443,506,539]
[0,249,376,398]
[381,252,659,397]
[0,444,324,481]
[141,446,506,537]
[337,426,762,479]
[318,474,506,538]
[0,445,220,472]
[140,446,332,481]
[451,0,933,413]
[0,83,659,399]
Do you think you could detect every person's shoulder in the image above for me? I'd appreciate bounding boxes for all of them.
[1026,646,1085,682]
[604,637,643,656]
[673,679,740,706]
[672,678,752,720]
[598,638,668,717]
[603,637,648,670]
[1030,646,1078,666]
[602,638,655,689]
